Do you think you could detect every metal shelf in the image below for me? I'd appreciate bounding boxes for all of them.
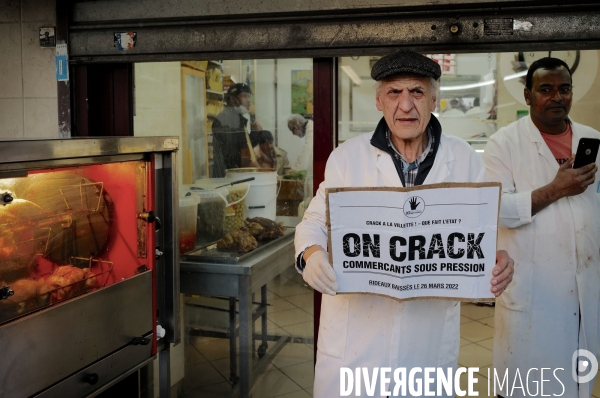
[206,89,224,97]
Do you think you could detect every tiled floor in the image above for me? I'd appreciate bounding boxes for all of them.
[181,265,314,398]
[180,267,600,397]
[458,303,600,398]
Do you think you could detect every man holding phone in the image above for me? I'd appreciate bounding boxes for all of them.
[484,57,600,398]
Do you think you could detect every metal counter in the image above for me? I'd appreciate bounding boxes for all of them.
[179,217,299,398]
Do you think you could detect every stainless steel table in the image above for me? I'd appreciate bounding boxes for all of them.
[180,220,297,398]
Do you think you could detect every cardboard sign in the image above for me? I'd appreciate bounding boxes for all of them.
[326,182,501,302]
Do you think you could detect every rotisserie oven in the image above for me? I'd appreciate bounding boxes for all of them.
[0,137,179,398]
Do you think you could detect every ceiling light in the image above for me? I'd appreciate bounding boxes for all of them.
[341,65,362,86]
[503,70,528,81]
[440,80,495,91]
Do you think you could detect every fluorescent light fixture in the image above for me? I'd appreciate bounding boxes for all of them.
[341,65,362,86]
[475,149,485,153]
[503,70,527,81]
[439,80,495,91]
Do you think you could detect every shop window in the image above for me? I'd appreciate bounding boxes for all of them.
[338,50,598,153]
[133,58,315,397]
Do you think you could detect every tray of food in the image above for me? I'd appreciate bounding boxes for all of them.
[183,217,295,264]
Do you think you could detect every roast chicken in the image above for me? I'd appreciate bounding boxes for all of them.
[217,230,258,253]
[43,265,97,302]
[3,265,99,308]
[216,217,285,254]
[245,217,284,241]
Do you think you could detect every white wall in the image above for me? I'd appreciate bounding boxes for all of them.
[274,58,313,168]
[133,62,184,186]
[455,53,496,76]
[254,59,276,137]
[339,56,379,141]
[0,0,58,140]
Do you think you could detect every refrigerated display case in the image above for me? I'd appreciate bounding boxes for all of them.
[0,137,179,398]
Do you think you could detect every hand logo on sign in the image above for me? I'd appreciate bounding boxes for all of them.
[409,197,420,210]
[403,196,425,218]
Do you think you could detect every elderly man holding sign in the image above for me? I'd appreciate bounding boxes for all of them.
[294,50,514,397]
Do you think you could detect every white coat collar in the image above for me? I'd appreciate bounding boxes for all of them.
[568,119,585,154]
[374,147,403,187]
[525,115,577,142]
[524,115,575,171]
[423,134,451,184]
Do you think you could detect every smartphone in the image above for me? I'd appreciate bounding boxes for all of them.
[573,138,600,169]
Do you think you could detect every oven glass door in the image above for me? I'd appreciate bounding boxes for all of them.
[0,159,155,325]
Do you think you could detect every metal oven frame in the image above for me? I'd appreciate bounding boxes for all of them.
[0,137,179,398]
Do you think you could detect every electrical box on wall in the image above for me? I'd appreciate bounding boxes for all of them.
[39,27,55,47]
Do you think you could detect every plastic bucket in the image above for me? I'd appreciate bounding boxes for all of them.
[178,195,200,255]
[181,187,220,246]
[225,168,279,220]
[192,178,249,235]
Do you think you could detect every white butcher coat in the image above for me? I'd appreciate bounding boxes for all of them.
[483,116,600,398]
[295,131,486,398]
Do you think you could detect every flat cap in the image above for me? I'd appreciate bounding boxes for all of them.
[371,51,441,81]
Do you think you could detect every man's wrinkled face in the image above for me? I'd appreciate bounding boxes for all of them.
[525,66,572,126]
[290,123,304,138]
[375,75,436,143]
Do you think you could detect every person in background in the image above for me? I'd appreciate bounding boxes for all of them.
[253,130,294,176]
[295,50,514,397]
[211,83,262,176]
[483,57,600,398]
[465,97,481,117]
[288,114,315,216]
[287,114,314,171]
[440,98,465,117]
